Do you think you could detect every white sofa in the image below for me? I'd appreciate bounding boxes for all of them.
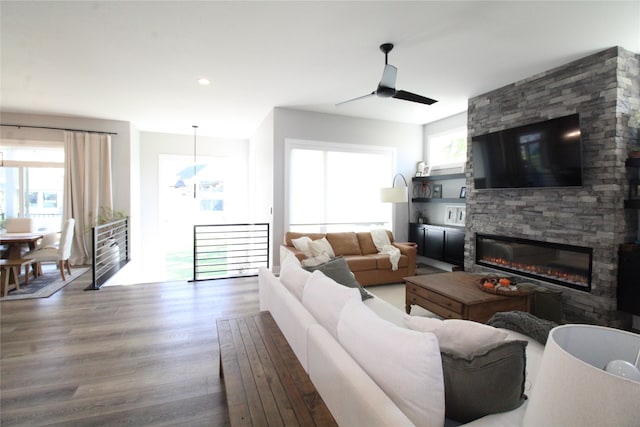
[258,258,545,427]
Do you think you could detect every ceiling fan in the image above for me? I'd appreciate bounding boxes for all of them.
[337,43,438,106]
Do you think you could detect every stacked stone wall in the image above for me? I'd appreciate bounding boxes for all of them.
[466,47,639,328]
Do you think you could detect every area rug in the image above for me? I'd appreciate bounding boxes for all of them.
[416,263,448,276]
[0,266,89,301]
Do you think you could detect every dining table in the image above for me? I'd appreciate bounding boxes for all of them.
[0,233,44,259]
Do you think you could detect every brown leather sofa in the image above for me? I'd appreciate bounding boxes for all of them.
[281,231,416,286]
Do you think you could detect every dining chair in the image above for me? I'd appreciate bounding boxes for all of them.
[6,218,36,233]
[24,218,75,281]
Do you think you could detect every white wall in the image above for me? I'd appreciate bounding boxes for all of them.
[128,125,141,262]
[421,111,468,226]
[271,108,423,265]
[249,110,275,266]
[423,110,467,157]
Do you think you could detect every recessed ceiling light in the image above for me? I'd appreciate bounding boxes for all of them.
[197,77,210,86]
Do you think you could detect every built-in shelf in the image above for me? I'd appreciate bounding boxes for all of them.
[412,172,467,201]
[413,173,465,182]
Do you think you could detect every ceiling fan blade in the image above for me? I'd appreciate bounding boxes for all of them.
[335,91,376,106]
[393,90,438,105]
[379,64,397,89]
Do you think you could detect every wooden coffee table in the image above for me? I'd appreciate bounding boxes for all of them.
[405,271,533,323]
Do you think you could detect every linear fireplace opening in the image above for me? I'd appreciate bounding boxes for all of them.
[475,233,593,292]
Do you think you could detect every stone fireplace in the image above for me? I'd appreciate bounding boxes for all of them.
[465,47,639,328]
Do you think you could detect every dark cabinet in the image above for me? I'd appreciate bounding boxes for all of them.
[618,249,640,315]
[409,224,424,254]
[625,158,640,209]
[424,226,444,259]
[444,228,465,265]
[410,223,464,267]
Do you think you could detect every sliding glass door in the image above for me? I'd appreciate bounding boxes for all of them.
[158,154,232,280]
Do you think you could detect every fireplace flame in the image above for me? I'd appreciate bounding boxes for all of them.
[481,256,589,287]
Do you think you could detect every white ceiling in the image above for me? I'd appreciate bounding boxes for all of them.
[1,1,638,139]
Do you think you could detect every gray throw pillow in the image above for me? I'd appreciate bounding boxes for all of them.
[440,339,528,423]
[487,310,557,344]
[304,256,372,301]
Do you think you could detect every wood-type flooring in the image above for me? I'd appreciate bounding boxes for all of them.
[1,270,260,426]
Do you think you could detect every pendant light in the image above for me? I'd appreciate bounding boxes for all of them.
[193,125,198,199]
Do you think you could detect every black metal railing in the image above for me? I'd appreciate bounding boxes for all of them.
[86,217,129,290]
[193,223,269,281]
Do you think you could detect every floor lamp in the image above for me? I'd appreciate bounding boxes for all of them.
[380,173,410,235]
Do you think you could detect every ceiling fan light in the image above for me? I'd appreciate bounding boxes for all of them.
[197,77,210,86]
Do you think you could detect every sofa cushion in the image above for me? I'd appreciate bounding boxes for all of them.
[301,253,331,267]
[342,255,377,272]
[356,232,378,255]
[291,236,314,258]
[404,315,443,332]
[364,296,410,327]
[337,299,445,427]
[440,340,528,423]
[326,232,362,256]
[357,230,394,255]
[307,324,416,427]
[404,317,510,354]
[279,254,311,301]
[284,232,325,247]
[308,237,335,258]
[304,256,372,301]
[302,270,360,339]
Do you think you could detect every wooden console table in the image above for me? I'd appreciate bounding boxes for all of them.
[217,311,337,426]
[405,271,533,323]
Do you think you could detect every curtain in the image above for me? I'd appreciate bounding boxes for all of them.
[63,131,113,265]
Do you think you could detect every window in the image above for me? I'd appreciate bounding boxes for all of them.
[428,128,467,169]
[157,154,235,280]
[0,138,65,232]
[286,139,395,233]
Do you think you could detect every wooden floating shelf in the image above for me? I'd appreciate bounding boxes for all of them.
[412,173,465,182]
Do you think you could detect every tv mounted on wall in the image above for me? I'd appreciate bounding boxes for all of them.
[472,114,583,189]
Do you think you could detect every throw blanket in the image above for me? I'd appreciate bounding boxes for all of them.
[487,311,558,345]
[370,229,400,271]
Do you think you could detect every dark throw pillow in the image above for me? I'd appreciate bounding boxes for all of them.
[440,339,528,423]
[487,310,558,345]
[303,256,372,301]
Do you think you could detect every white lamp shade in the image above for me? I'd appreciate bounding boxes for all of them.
[380,186,408,203]
[523,324,640,427]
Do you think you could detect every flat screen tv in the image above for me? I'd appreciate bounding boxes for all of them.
[472,114,583,189]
